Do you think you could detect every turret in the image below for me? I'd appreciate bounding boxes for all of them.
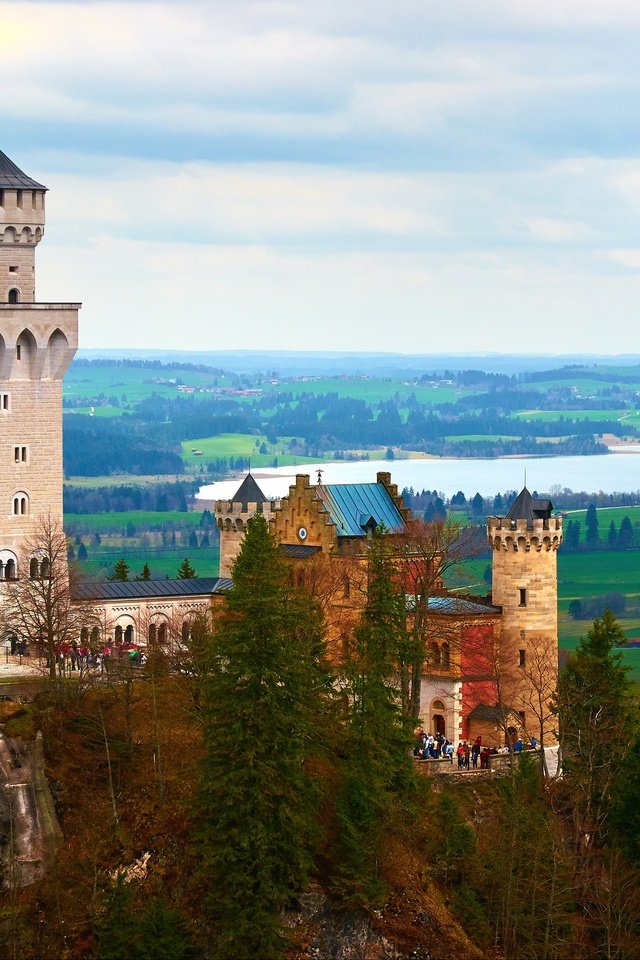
[0,151,47,304]
[215,474,278,578]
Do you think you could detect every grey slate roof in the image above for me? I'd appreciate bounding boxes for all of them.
[406,596,500,616]
[505,487,553,523]
[230,473,268,509]
[279,544,322,559]
[467,703,512,723]
[71,577,232,602]
[0,150,47,191]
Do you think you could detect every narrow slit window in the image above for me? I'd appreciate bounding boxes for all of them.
[519,588,527,607]
[519,649,526,667]
[1,394,10,412]
[14,446,27,463]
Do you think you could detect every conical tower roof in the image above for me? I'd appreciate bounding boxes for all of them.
[0,150,47,190]
[505,486,553,523]
[231,473,268,509]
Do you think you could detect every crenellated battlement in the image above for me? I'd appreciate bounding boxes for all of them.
[215,498,279,533]
[487,515,563,552]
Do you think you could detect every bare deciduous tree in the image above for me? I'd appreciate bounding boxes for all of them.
[0,515,98,682]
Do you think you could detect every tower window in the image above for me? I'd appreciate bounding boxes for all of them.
[8,289,20,305]
[9,266,17,273]
[0,189,4,206]
[14,446,28,464]
[519,649,526,667]
[13,494,28,516]
[518,588,527,607]
[16,190,23,209]
[1,394,10,412]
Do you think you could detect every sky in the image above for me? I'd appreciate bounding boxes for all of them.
[2,0,640,355]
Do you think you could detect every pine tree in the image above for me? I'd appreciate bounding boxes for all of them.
[199,514,328,960]
[108,558,129,582]
[585,503,599,546]
[557,609,635,852]
[333,528,415,907]
[176,557,196,579]
[134,563,151,582]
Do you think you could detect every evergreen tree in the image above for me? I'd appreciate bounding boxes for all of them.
[585,503,599,546]
[134,563,151,582]
[138,897,188,960]
[176,557,196,579]
[333,529,415,907]
[557,610,635,852]
[108,558,129,582]
[77,542,88,561]
[94,877,140,960]
[619,515,633,549]
[199,514,328,960]
[607,520,618,548]
[564,518,580,550]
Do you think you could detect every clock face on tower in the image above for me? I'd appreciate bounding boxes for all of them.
[298,526,308,541]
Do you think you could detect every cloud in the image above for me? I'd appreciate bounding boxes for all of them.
[4,0,640,353]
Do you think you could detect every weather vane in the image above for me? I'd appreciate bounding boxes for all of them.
[316,468,323,485]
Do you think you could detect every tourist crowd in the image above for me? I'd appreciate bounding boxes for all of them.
[413,730,539,769]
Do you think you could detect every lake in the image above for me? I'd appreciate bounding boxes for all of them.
[197,446,640,502]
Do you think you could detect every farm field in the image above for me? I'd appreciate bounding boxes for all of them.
[181,433,319,469]
[77,545,219,580]
[65,510,204,533]
[564,506,640,543]
[514,409,628,423]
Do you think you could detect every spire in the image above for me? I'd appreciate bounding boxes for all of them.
[230,473,268,509]
[0,150,47,191]
[505,487,553,524]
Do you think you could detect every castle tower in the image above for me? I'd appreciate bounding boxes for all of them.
[487,488,563,743]
[0,150,79,579]
[215,474,277,578]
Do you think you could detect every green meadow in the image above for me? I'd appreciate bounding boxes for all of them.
[514,409,628,423]
[564,506,640,543]
[181,433,319,468]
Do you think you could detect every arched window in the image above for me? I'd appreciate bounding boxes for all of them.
[343,576,351,599]
[148,623,157,644]
[5,559,16,580]
[157,623,167,644]
[13,493,28,516]
[114,625,123,644]
[0,561,4,580]
[40,557,50,579]
[8,289,19,304]
[80,627,89,644]
[30,558,39,579]
[91,626,100,646]
[124,625,134,644]
[182,620,191,643]
[442,642,450,669]
[430,641,441,667]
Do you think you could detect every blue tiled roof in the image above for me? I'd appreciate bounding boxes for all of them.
[317,482,405,537]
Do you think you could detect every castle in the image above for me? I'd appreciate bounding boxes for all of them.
[0,149,562,746]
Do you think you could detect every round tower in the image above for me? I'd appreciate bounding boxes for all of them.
[487,488,563,743]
